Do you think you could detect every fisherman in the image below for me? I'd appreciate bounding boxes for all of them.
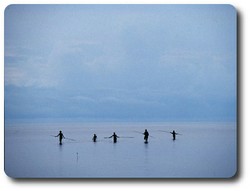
[55,130,65,144]
[144,129,149,143]
[109,132,119,143]
[92,134,97,142]
[170,130,177,140]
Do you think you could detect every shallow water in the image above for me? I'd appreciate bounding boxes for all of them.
[4,122,237,178]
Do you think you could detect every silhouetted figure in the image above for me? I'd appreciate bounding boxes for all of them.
[93,134,97,142]
[56,130,65,144]
[170,130,177,140]
[109,132,119,143]
[144,129,149,143]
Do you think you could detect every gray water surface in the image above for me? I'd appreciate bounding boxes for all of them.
[4,122,237,178]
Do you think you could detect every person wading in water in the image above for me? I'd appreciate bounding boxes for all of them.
[55,130,65,145]
[170,130,179,140]
[144,129,149,143]
[92,134,97,142]
[109,132,119,143]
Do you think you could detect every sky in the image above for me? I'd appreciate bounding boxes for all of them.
[4,4,237,122]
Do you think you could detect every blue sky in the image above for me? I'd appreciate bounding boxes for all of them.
[4,4,236,122]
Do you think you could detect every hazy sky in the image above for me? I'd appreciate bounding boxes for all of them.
[4,4,236,122]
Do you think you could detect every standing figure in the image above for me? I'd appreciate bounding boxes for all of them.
[55,130,65,145]
[144,129,149,143]
[109,132,119,143]
[170,130,177,140]
[92,134,97,142]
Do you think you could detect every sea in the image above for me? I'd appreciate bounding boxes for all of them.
[4,121,237,178]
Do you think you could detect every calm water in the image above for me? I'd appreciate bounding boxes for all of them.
[4,122,237,178]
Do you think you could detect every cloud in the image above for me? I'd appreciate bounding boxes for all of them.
[5,51,58,88]
[5,40,105,88]
[157,50,236,98]
[70,95,96,103]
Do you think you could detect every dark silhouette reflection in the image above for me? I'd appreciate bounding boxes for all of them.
[144,129,149,143]
[109,132,119,143]
[55,130,65,145]
[58,141,63,152]
[92,134,97,142]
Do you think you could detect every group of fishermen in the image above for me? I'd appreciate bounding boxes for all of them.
[55,129,180,145]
